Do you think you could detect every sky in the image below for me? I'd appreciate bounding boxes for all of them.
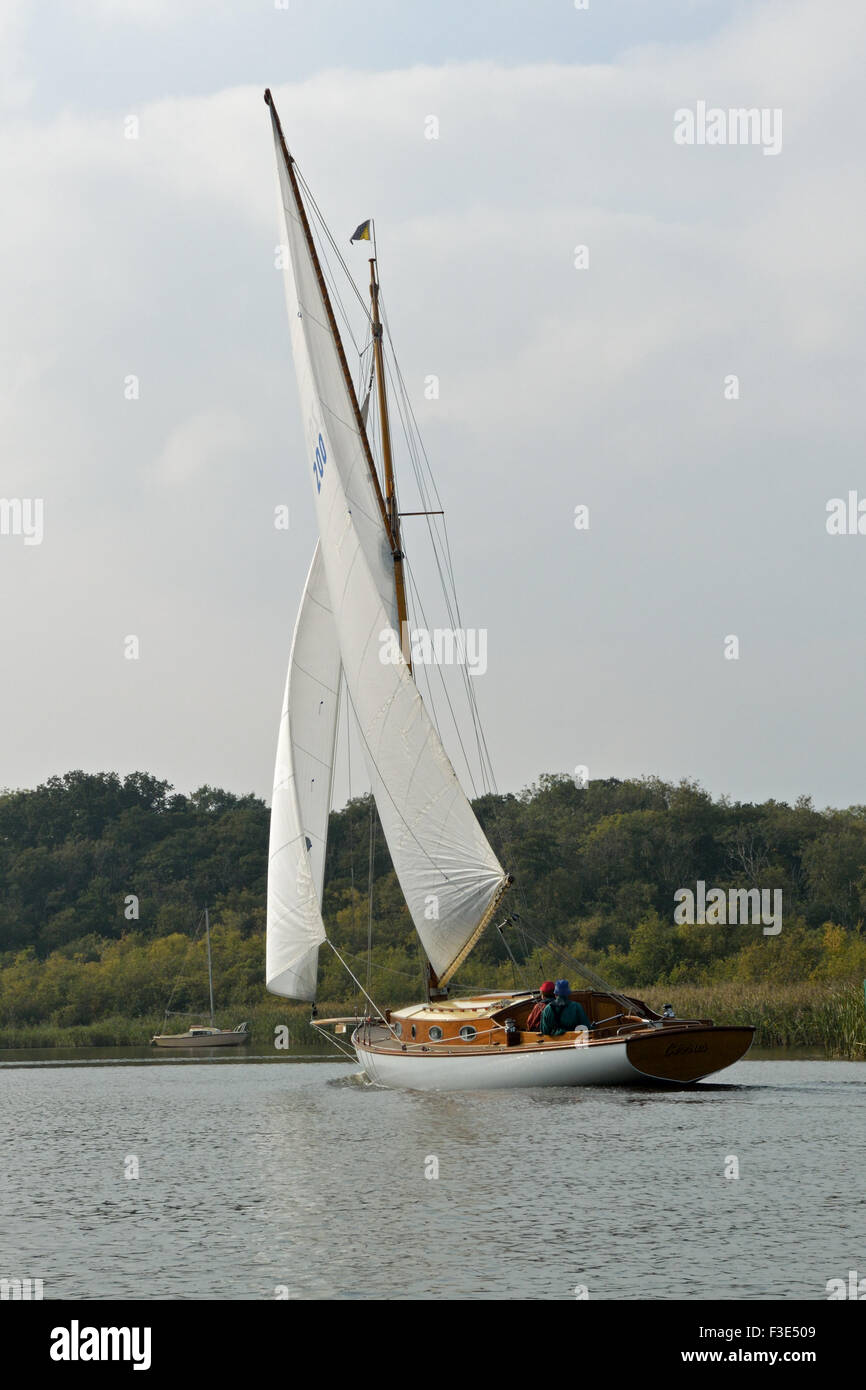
[2,0,865,812]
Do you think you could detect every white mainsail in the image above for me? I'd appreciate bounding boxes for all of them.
[266,543,341,1000]
[268,94,509,986]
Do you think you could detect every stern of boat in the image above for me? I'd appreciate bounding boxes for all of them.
[625,1025,754,1083]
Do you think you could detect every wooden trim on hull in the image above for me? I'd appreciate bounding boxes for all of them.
[626,1026,754,1083]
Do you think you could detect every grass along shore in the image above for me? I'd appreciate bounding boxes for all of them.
[0,1003,341,1052]
[0,982,863,1058]
[661,981,865,1058]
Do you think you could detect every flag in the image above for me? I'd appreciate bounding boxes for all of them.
[350,219,372,243]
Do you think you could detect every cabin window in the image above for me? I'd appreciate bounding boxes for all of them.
[429,1026,443,1041]
[459,1025,477,1041]
[392,1021,402,1038]
[410,1025,416,1039]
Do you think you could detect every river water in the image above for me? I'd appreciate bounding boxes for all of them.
[1,1053,862,1300]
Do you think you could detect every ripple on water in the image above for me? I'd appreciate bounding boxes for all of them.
[3,1057,864,1299]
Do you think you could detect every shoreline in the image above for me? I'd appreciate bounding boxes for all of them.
[1,981,863,1057]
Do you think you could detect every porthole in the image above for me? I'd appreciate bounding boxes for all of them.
[459,1025,477,1041]
[410,1025,416,1039]
[392,1021,402,1038]
[429,1026,443,1041]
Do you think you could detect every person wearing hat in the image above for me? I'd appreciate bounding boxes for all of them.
[525,981,556,1031]
[540,979,590,1036]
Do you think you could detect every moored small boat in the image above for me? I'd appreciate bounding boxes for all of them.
[151,907,251,1049]
[151,1023,251,1049]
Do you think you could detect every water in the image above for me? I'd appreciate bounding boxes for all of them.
[1,1055,862,1300]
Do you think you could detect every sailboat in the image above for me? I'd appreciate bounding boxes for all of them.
[263,89,754,1089]
[151,908,251,1048]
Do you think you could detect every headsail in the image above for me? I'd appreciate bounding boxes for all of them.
[266,542,341,1000]
[267,91,509,985]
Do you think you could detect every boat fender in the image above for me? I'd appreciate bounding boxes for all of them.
[573,1026,589,1048]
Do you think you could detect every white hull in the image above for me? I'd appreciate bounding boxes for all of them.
[354,1037,640,1090]
[151,1032,250,1048]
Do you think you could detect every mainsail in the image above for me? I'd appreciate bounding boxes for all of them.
[266,91,509,991]
[266,543,341,1000]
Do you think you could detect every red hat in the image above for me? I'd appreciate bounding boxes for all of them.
[540,981,555,996]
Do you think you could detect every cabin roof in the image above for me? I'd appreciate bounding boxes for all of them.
[391,993,534,1022]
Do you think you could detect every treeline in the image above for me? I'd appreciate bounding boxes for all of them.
[1,770,866,1035]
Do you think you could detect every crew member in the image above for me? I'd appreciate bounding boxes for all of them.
[540,979,590,1036]
[526,981,556,1031]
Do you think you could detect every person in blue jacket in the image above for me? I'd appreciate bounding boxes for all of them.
[540,979,590,1036]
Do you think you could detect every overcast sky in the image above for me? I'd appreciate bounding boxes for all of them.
[2,0,865,812]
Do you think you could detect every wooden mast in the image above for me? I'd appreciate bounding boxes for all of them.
[368,254,411,671]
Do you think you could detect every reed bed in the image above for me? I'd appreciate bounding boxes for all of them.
[0,1003,340,1052]
[659,980,865,1058]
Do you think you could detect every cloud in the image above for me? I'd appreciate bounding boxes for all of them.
[151,411,249,486]
[3,1,866,806]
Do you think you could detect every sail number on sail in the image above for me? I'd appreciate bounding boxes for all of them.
[313,432,327,493]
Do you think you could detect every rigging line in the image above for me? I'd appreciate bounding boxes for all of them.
[378,323,498,794]
[380,320,495,798]
[341,676,364,1024]
[314,1023,357,1062]
[513,919,648,1019]
[402,554,480,801]
[310,222,363,357]
[296,175,378,381]
[359,343,375,412]
[343,673,362,948]
[399,540,469,793]
[378,367,471,700]
[295,168,372,322]
[401,560,445,746]
[328,949,420,984]
[495,922,527,990]
[366,796,376,995]
[379,294,458,566]
[298,172,370,320]
[163,908,205,1017]
[397,474,495,801]
[365,289,455,598]
[325,938,387,1021]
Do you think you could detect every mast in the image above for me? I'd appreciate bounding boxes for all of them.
[368,254,411,670]
[204,906,215,1028]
